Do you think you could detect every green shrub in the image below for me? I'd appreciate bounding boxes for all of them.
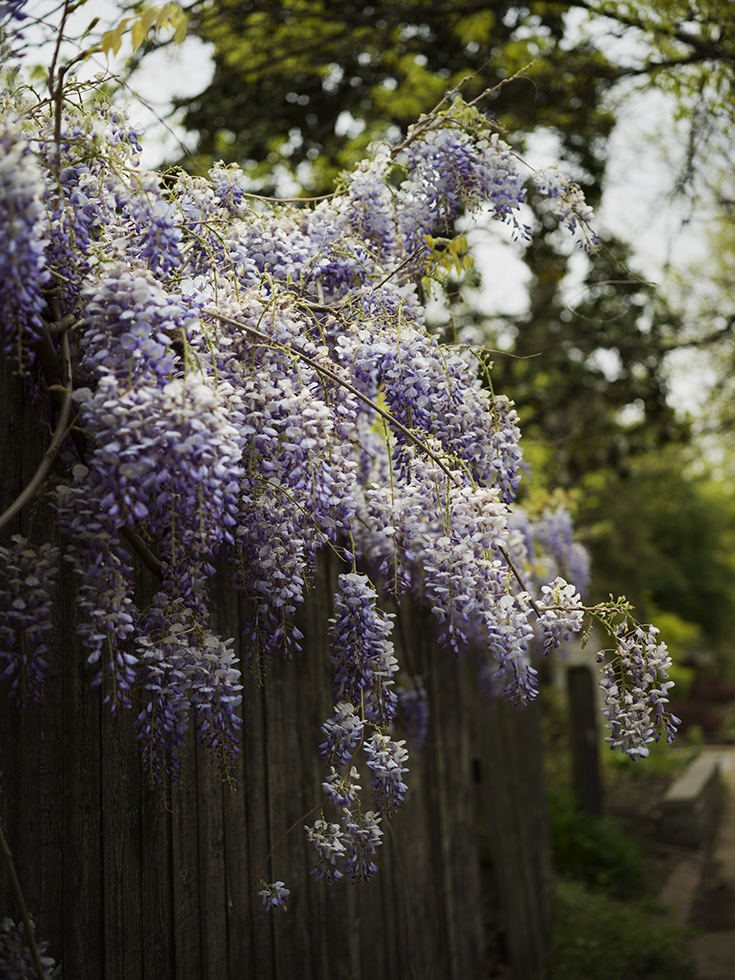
[548,787,650,899]
[548,881,695,980]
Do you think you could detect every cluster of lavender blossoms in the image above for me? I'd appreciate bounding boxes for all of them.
[597,625,680,760]
[0,536,59,706]
[0,917,55,980]
[0,66,680,911]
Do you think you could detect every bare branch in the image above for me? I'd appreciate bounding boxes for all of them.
[0,819,47,980]
[496,544,543,618]
[120,526,164,579]
[0,330,72,532]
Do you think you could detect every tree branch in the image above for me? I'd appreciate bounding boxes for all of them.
[120,526,164,579]
[0,821,47,980]
[496,544,543,618]
[0,330,72,532]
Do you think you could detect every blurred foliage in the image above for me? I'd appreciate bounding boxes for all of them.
[170,0,617,190]
[547,880,695,980]
[486,236,687,488]
[548,785,651,898]
[578,446,735,651]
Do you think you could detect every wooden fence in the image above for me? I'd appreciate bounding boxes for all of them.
[1,359,552,979]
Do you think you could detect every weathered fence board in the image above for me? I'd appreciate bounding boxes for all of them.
[474,695,553,980]
[1,357,552,979]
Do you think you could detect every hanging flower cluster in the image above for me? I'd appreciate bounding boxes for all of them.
[597,624,680,760]
[0,917,55,980]
[0,536,59,706]
[0,53,679,910]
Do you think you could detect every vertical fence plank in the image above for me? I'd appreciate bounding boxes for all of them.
[101,705,143,980]
[141,788,174,979]
[567,665,603,816]
[239,659,276,978]
[1,358,66,970]
[476,695,552,980]
[196,746,228,980]
[60,570,103,980]
[171,735,202,980]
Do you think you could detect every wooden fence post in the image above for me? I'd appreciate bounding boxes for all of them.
[474,694,553,980]
[567,665,603,816]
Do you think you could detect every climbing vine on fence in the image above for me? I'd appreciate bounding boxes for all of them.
[0,1,680,934]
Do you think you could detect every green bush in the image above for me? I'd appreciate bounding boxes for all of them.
[547,787,650,899]
[548,881,695,980]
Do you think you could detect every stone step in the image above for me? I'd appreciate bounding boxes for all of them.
[660,753,722,848]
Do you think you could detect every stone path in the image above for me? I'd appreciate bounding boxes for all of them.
[659,747,735,979]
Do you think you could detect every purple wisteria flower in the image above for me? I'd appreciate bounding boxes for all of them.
[79,262,185,383]
[0,60,645,915]
[322,765,362,808]
[529,505,591,598]
[319,701,365,766]
[0,114,50,364]
[305,816,347,882]
[597,624,680,759]
[134,595,243,790]
[396,125,527,255]
[341,808,383,881]
[54,474,138,712]
[342,147,397,256]
[352,326,523,501]
[538,577,585,653]
[257,880,290,911]
[329,573,398,727]
[73,371,244,612]
[398,676,429,749]
[363,732,409,815]
[0,917,55,979]
[0,536,59,706]
[533,165,600,252]
[0,0,28,23]
[303,807,385,883]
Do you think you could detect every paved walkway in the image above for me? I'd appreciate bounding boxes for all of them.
[658,747,735,979]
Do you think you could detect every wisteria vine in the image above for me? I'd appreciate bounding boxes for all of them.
[0,3,680,920]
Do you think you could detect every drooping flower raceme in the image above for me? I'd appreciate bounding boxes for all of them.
[319,701,365,766]
[533,165,599,252]
[0,917,55,980]
[257,880,290,911]
[364,733,409,815]
[134,595,243,792]
[0,114,50,363]
[597,624,680,759]
[398,676,429,749]
[329,573,398,727]
[538,577,585,653]
[0,536,59,706]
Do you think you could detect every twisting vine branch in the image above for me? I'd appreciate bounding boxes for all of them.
[0,329,72,532]
[0,821,47,980]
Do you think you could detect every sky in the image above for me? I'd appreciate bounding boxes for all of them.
[13,0,716,414]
